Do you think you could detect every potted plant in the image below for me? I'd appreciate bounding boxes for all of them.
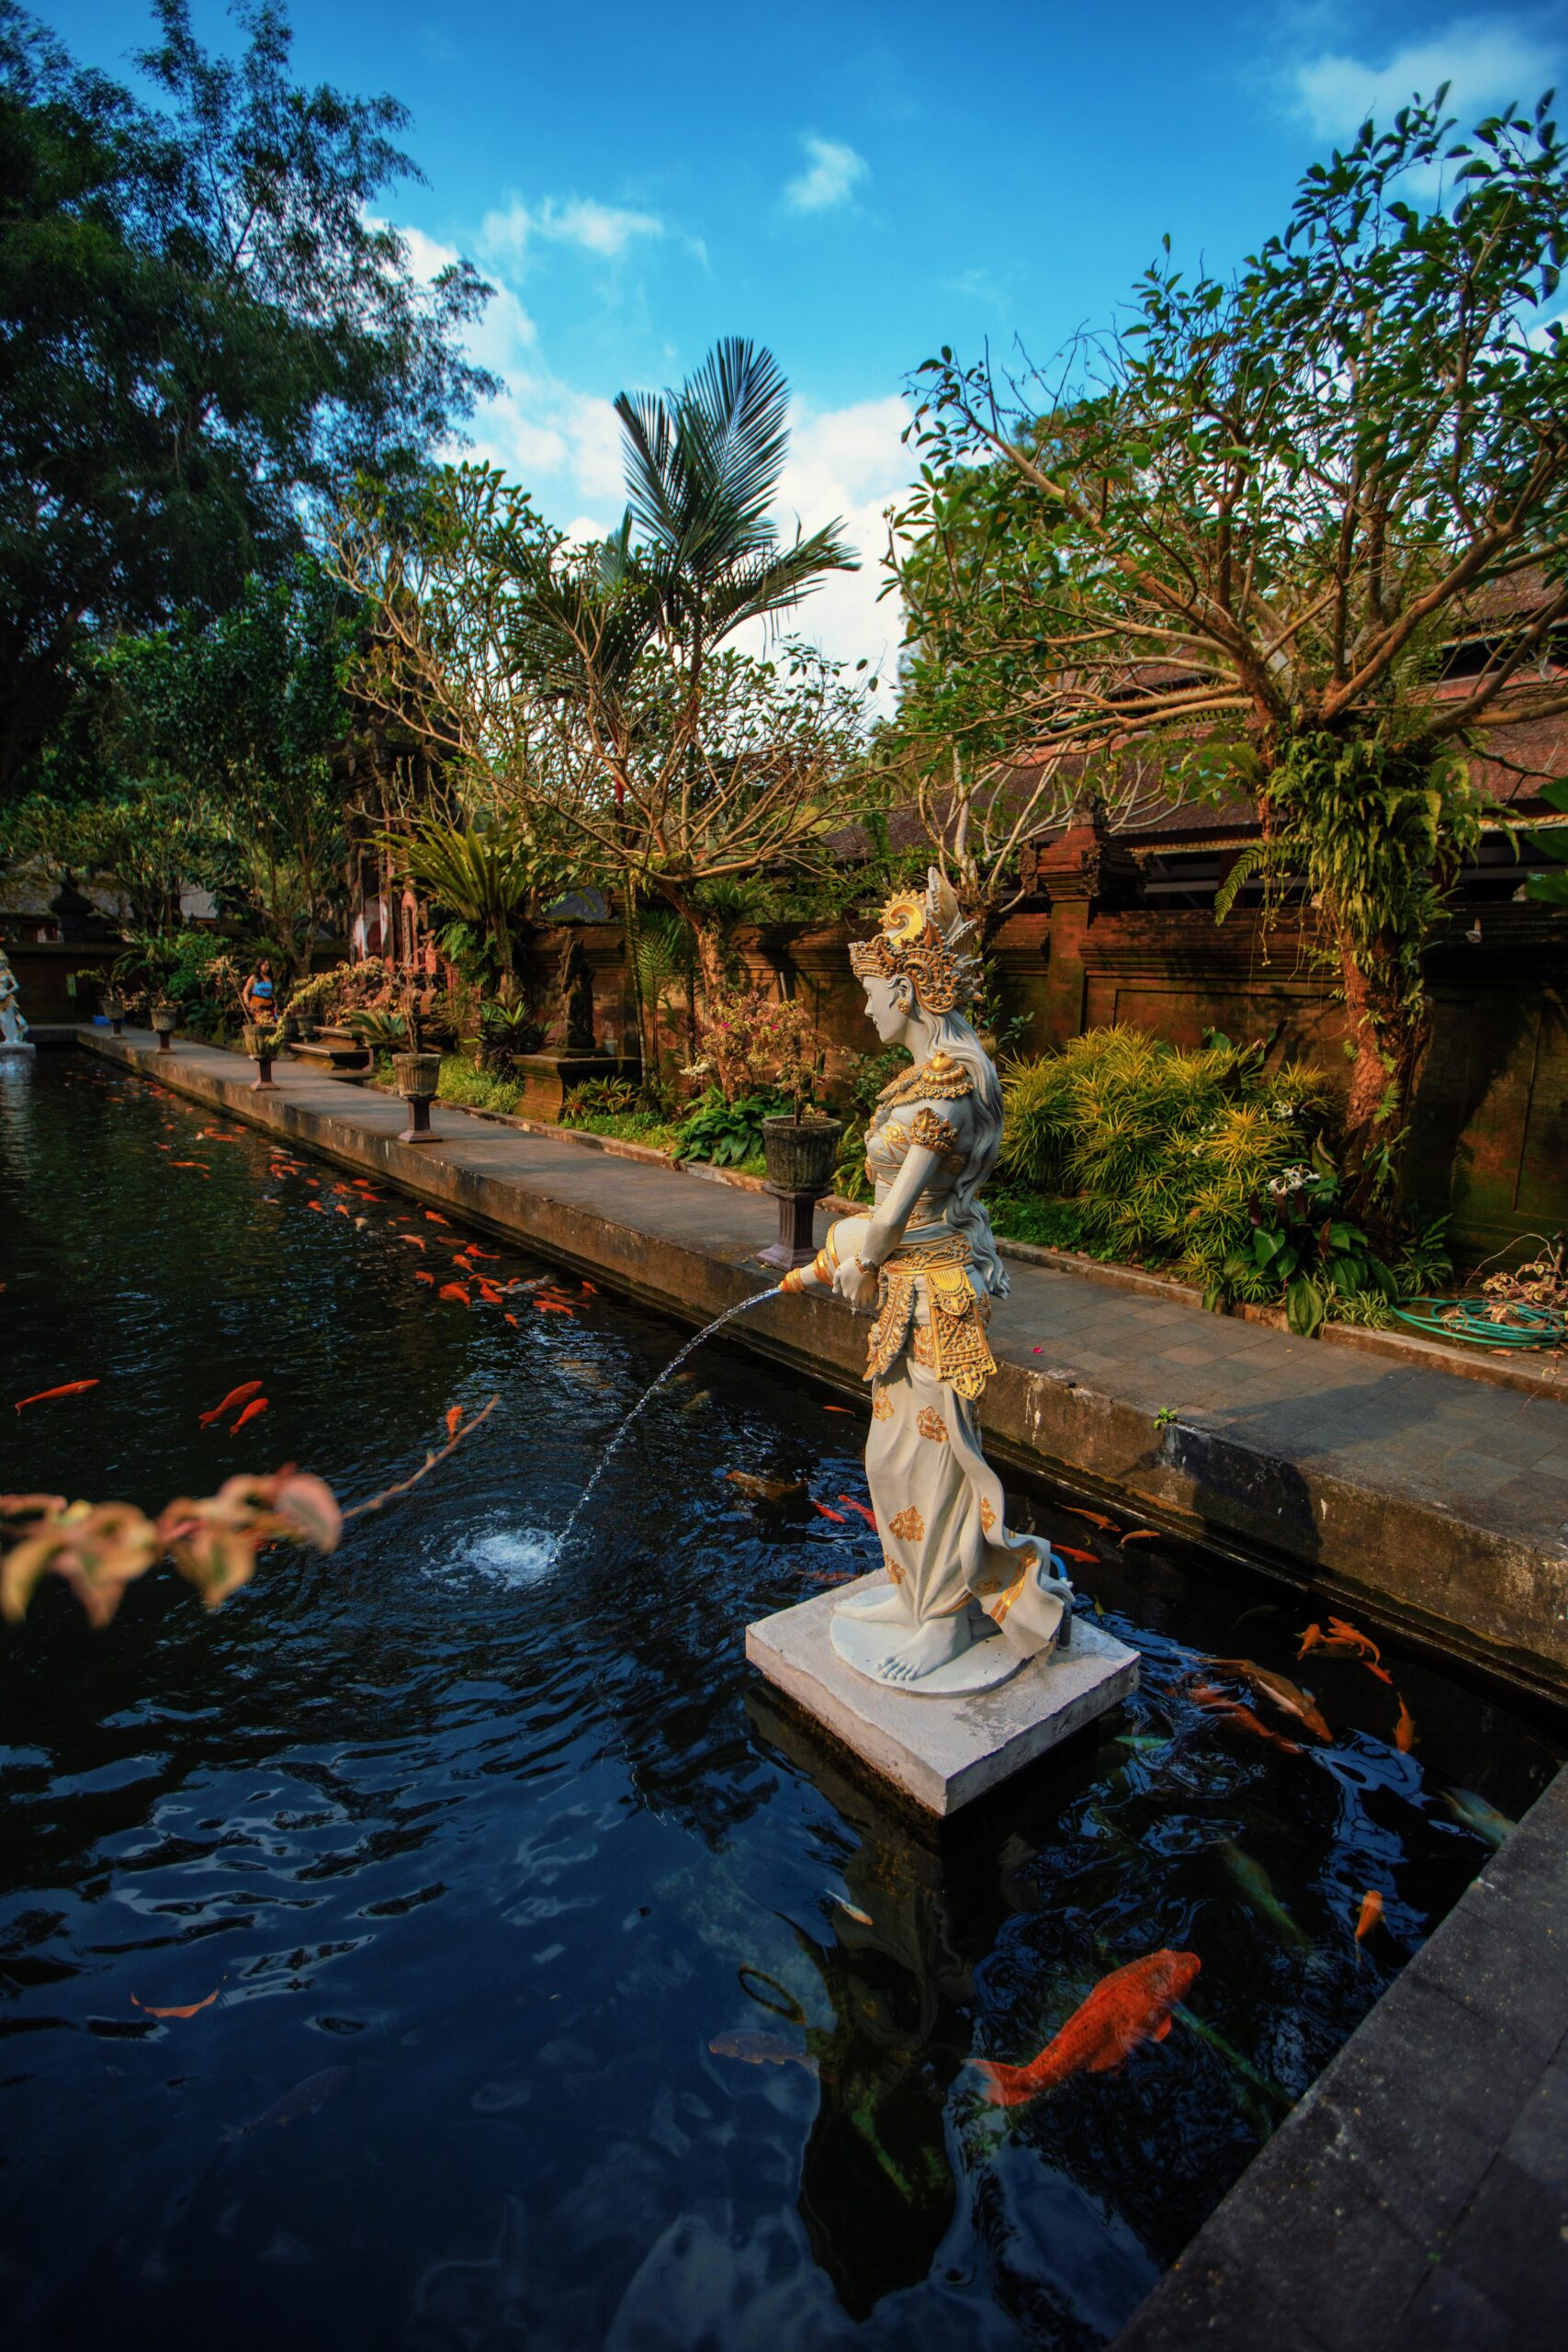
[243,1020,279,1091]
[100,989,125,1035]
[387,978,440,1142]
[700,987,840,1269]
[151,999,181,1053]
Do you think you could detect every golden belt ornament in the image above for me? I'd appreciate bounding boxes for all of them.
[864,1234,998,1402]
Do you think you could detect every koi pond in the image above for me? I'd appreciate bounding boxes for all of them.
[2,1052,1561,2351]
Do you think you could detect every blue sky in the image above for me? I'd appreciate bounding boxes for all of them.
[42,2,1568,669]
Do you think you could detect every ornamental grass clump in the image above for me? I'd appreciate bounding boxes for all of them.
[1000,1028,1337,1304]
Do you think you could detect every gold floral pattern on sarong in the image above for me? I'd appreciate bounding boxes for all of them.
[887,1506,925,1542]
[979,1498,997,1533]
[882,1552,905,1584]
[871,1386,894,1420]
[916,1407,949,1443]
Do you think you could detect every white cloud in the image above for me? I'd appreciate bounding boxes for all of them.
[479,195,672,266]
[783,135,869,215]
[1287,17,1560,141]
[737,394,912,675]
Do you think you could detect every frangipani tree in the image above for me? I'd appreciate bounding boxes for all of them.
[892,90,1568,1211]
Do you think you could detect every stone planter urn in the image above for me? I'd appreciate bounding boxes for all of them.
[392,1048,442,1143]
[243,1021,278,1091]
[759,1114,843,1270]
[151,1001,180,1053]
[101,992,125,1035]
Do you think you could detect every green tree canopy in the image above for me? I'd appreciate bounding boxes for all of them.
[0,0,494,796]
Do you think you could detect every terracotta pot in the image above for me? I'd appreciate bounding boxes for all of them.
[761,1115,842,1197]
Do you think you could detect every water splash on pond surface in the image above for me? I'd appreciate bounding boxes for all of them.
[554,1285,784,1553]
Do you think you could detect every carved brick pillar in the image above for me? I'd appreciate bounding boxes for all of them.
[1032,802,1142,1047]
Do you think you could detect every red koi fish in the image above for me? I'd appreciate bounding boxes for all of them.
[1054,1544,1098,1566]
[976,1950,1201,2107]
[813,1500,846,1523]
[231,1397,268,1433]
[1190,1680,1301,1754]
[131,1986,220,2020]
[438,1283,470,1306]
[465,1248,499,1261]
[1355,1889,1383,1942]
[14,1379,100,1415]
[1393,1695,1417,1753]
[198,1380,262,1428]
[838,1495,878,1530]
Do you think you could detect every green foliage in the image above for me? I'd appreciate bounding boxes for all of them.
[986,1192,1088,1252]
[1524,779,1568,907]
[479,997,544,1061]
[1000,1027,1336,1292]
[389,818,541,985]
[671,1087,787,1168]
[344,1008,409,1051]
[435,1055,521,1115]
[1205,1139,1400,1336]
[559,1079,677,1148]
[0,0,494,796]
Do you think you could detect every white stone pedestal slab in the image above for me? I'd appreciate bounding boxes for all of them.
[746,1574,1139,1816]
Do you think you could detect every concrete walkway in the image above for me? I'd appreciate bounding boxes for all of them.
[79,1030,1568,1694]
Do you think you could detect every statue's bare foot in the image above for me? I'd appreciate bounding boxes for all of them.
[835,1577,912,1624]
[868,1612,974,1686]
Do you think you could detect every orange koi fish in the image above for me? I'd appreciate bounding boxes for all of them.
[414,1271,435,1286]
[398,1235,427,1250]
[231,1397,268,1432]
[1355,1889,1383,1941]
[1065,1507,1116,1532]
[813,1500,846,1523]
[1299,1615,1382,1667]
[1190,1680,1301,1754]
[1393,1695,1417,1753]
[581,1280,597,1295]
[536,1299,574,1315]
[444,1406,463,1438]
[438,1283,470,1306]
[198,1380,262,1427]
[478,1282,503,1305]
[131,1986,220,2020]
[14,1378,101,1415]
[1207,1659,1332,1744]
[169,1160,209,1174]
[504,1313,519,1327]
[1120,1529,1159,1546]
[837,1495,878,1530]
[465,1248,499,1261]
[307,1201,326,1215]
[334,1205,351,1217]
[977,1950,1201,2107]
[423,1212,448,1226]
[821,1405,852,1415]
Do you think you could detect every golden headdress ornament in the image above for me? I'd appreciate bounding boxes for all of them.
[849,867,981,1017]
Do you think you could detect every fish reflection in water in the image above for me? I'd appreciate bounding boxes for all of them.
[707,2030,820,2076]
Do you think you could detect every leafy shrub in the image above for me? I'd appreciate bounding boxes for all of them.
[1000,1027,1359,1323]
[987,1192,1088,1252]
[345,1007,410,1050]
[436,1055,522,1114]
[1204,1137,1399,1335]
[479,998,544,1065]
[560,1077,639,1125]
[701,989,818,1113]
[672,1087,787,1168]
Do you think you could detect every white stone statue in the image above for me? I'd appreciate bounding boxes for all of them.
[782,870,1072,1694]
[0,948,34,1056]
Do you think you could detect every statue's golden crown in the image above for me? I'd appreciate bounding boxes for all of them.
[849,867,981,1017]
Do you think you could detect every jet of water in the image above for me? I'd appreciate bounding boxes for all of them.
[556,1285,784,1552]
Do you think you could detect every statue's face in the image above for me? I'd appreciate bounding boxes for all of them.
[863,974,911,1044]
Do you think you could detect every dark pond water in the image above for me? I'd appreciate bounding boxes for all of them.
[1,1052,1561,2352]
